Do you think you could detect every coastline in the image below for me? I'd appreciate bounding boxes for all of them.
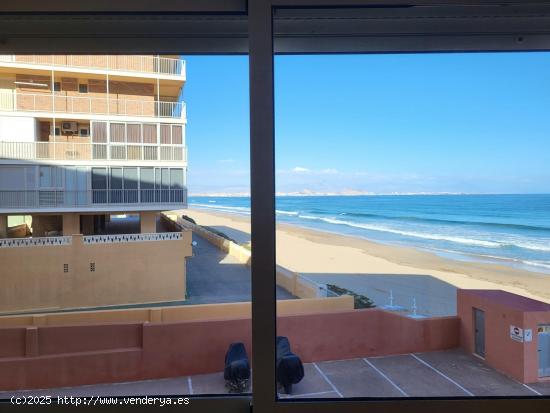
[175,207,550,313]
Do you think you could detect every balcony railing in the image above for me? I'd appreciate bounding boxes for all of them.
[0,233,183,248]
[0,189,187,209]
[0,55,185,77]
[0,141,187,163]
[0,91,185,119]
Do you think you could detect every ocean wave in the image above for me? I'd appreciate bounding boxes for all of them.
[276,210,299,216]
[341,211,550,232]
[510,241,550,253]
[191,202,550,253]
[298,215,503,248]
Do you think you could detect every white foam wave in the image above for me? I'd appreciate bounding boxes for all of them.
[298,215,502,248]
[510,241,550,253]
[276,210,299,216]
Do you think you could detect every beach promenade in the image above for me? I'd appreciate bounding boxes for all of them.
[175,208,550,316]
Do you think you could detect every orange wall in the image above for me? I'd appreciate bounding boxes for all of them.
[0,309,459,390]
[0,232,191,313]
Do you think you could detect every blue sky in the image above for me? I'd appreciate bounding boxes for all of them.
[184,53,550,195]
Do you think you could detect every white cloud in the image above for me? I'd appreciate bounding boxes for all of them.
[292,166,310,173]
[321,168,339,174]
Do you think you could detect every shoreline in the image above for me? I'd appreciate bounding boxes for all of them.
[175,207,550,311]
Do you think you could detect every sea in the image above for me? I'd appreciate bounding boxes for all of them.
[188,194,550,274]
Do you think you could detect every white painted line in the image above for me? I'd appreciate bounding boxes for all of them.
[522,383,542,396]
[363,358,408,397]
[312,362,344,398]
[410,354,474,396]
[282,390,337,398]
[187,377,194,395]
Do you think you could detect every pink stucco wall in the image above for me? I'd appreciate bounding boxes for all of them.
[0,309,459,390]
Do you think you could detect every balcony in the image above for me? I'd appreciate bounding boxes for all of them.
[0,55,186,78]
[0,189,187,210]
[0,91,186,120]
[0,141,187,163]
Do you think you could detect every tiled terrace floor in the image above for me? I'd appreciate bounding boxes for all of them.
[3,349,550,399]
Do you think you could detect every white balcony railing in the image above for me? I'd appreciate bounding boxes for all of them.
[0,91,185,119]
[0,189,187,209]
[0,55,185,77]
[0,141,187,163]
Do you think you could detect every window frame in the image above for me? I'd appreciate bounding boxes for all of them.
[249,1,550,413]
[0,1,549,413]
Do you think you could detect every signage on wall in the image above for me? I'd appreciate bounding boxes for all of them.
[524,329,533,342]
[510,325,524,343]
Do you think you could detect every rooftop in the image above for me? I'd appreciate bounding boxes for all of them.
[464,289,550,312]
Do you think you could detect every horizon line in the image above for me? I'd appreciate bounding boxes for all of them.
[188,192,550,197]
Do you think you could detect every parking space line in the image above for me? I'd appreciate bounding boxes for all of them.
[363,358,408,397]
[187,377,194,395]
[522,383,542,396]
[312,362,344,398]
[411,354,474,396]
[282,390,337,398]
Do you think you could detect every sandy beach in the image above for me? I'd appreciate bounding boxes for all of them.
[175,208,550,316]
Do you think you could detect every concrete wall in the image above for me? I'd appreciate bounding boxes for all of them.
[0,231,191,313]
[62,213,80,236]
[140,211,157,233]
[0,308,459,390]
[0,296,355,327]
[458,289,550,383]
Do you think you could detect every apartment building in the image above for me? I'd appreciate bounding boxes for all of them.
[0,55,191,313]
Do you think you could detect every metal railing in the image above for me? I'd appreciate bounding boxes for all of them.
[0,189,187,209]
[0,141,187,162]
[0,55,185,77]
[0,91,185,119]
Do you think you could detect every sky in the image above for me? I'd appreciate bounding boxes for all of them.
[183,53,550,195]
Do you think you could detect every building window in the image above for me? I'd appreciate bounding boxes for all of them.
[53,82,61,92]
[54,127,61,136]
[78,84,88,93]
[79,128,89,137]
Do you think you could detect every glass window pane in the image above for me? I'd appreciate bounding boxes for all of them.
[110,122,125,143]
[172,125,183,144]
[274,51,550,400]
[160,124,171,144]
[143,123,157,144]
[0,53,249,401]
[127,123,141,143]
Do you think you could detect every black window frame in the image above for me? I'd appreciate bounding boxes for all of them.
[1,1,550,413]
